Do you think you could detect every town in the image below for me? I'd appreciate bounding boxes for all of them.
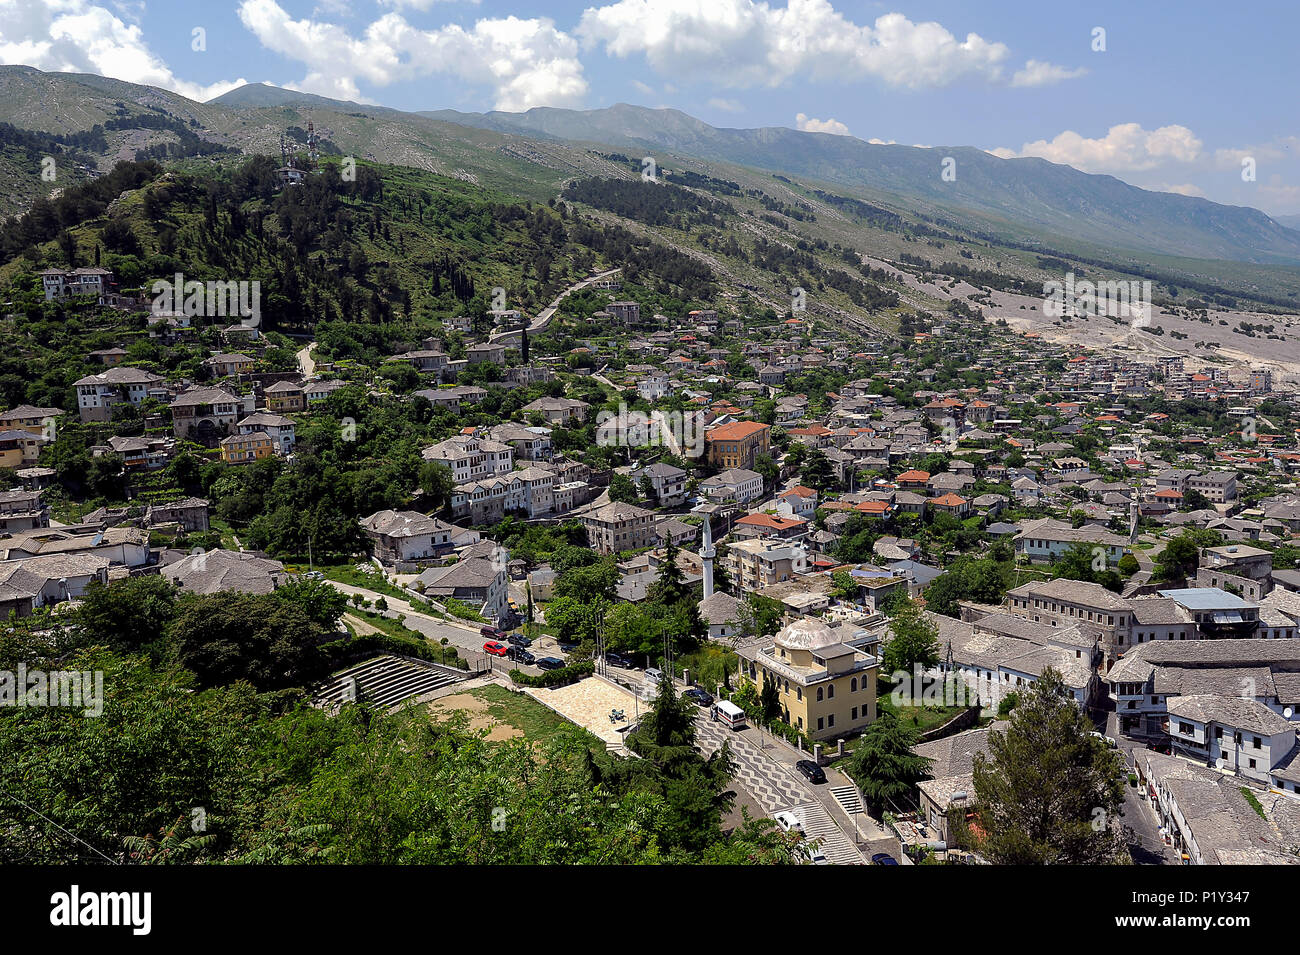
[9,213,1300,866]
[0,5,1296,886]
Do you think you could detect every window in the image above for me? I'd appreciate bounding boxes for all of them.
[827,684,835,699]
[1178,721,1193,735]
[851,678,858,692]
[828,714,835,728]
[817,717,824,731]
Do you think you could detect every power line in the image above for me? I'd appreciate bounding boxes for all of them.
[0,786,119,864]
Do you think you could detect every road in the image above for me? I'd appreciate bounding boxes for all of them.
[488,268,621,344]
[1102,710,1173,864]
[695,716,873,864]
[296,340,317,377]
[326,578,563,676]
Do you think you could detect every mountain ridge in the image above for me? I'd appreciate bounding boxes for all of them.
[0,67,1298,269]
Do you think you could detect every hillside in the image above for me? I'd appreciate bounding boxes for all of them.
[1,68,1299,323]
[423,103,1300,267]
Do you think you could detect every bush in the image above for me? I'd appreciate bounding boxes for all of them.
[509,660,594,687]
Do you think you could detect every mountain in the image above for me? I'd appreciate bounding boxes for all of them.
[1,67,1299,274]
[422,103,1300,267]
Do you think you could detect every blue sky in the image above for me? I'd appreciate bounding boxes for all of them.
[4,0,1298,215]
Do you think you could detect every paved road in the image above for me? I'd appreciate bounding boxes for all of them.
[1102,710,1173,864]
[696,716,867,864]
[488,269,621,344]
[296,340,317,377]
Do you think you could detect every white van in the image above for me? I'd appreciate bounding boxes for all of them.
[645,667,664,685]
[711,700,747,730]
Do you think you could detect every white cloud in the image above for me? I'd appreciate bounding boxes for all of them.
[577,0,1079,91]
[0,0,245,100]
[1153,182,1206,198]
[795,112,849,136]
[707,96,743,112]
[630,79,654,95]
[1010,59,1087,87]
[377,0,480,9]
[993,123,1203,172]
[236,0,587,111]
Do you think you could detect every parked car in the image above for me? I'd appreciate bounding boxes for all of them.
[795,759,826,784]
[483,641,508,657]
[644,667,665,685]
[506,646,535,665]
[604,651,634,669]
[481,625,505,640]
[507,633,532,648]
[535,656,565,671]
[683,688,714,707]
[871,853,899,866]
[773,810,804,833]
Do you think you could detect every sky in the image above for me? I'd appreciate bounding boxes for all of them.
[2,0,1297,216]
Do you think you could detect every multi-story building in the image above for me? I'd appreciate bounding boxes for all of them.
[699,467,765,504]
[264,380,306,413]
[170,386,252,441]
[577,501,657,555]
[237,412,296,456]
[361,509,458,564]
[725,538,810,590]
[73,367,164,423]
[705,421,771,470]
[485,423,552,461]
[39,266,114,301]
[421,435,513,484]
[1188,470,1239,504]
[220,431,273,464]
[1004,578,1134,666]
[738,617,879,741]
[521,397,590,425]
[1013,517,1128,566]
[628,462,688,506]
[449,467,556,524]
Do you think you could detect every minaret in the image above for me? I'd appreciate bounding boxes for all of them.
[700,516,716,600]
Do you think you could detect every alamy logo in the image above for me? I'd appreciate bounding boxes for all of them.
[151,273,260,326]
[0,665,103,717]
[595,404,705,458]
[50,886,151,935]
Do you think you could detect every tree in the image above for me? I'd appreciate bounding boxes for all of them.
[1153,528,1221,583]
[638,475,658,505]
[74,576,177,655]
[167,592,334,691]
[419,460,455,512]
[648,540,690,606]
[1182,488,1211,511]
[848,711,931,814]
[924,557,1007,617]
[972,669,1126,864]
[881,600,941,677]
[608,473,638,504]
[829,570,858,601]
[800,447,835,491]
[759,677,782,723]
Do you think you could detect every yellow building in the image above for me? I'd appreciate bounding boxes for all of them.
[705,420,770,470]
[739,617,879,741]
[220,431,272,464]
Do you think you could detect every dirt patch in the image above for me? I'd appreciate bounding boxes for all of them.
[428,692,521,741]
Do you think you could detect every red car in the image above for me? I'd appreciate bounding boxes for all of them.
[483,641,509,657]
